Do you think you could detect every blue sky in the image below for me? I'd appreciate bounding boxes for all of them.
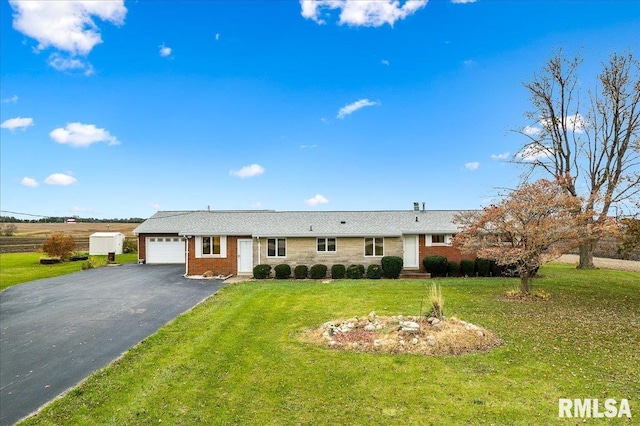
[1,0,638,219]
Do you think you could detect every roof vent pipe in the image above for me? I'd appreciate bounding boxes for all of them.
[413,202,419,211]
[422,202,425,212]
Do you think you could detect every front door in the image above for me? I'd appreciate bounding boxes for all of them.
[403,235,419,269]
[237,239,253,275]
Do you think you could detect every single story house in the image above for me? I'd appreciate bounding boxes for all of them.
[133,208,475,277]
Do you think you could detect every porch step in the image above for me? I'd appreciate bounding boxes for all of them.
[399,270,431,280]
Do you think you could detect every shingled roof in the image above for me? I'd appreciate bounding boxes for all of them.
[133,210,466,237]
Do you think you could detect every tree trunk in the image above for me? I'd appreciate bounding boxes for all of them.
[577,239,597,269]
[520,270,530,294]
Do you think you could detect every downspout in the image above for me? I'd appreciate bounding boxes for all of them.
[257,237,261,265]
[184,236,191,277]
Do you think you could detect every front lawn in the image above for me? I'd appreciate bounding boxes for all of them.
[20,264,639,424]
[0,252,138,291]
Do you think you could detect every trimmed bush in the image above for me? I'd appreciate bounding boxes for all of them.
[331,264,346,279]
[447,260,460,277]
[475,258,492,277]
[423,255,448,277]
[253,264,272,279]
[347,264,364,279]
[294,265,308,279]
[366,264,383,279]
[309,264,328,279]
[460,259,475,277]
[274,264,291,279]
[381,256,403,279]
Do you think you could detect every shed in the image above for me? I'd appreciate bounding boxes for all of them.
[89,232,125,255]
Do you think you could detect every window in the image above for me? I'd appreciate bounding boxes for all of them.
[196,236,226,258]
[432,234,445,244]
[364,237,384,257]
[317,237,336,253]
[202,236,221,255]
[267,238,286,257]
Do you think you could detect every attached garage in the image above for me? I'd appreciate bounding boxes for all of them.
[146,237,185,264]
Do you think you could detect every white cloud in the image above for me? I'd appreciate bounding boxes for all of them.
[523,125,541,136]
[463,59,476,67]
[300,144,318,149]
[451,0,476,3]
[229,164,265,178]
[45,173,77,186]
[1,95,18,104]
[48,53,94,75]
[159,44,172,57]
[491,152,510,161]
[8,0,126,56]
[149,202,161,210]
[251,201,263,208]
[215,33,220,41]
[21,177,38,187]
[1,117,34,131]
[381,59,390,66]
[300,0,428,27]
[50,122,119,148]
[337,98,379,119]
[465,162,480,171]
[517,144,553,162]
[305,194,329,206]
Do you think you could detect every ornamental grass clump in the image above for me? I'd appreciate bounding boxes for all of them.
[429,282,445,320]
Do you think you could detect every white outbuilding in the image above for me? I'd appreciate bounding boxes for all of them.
[89,232,125,255]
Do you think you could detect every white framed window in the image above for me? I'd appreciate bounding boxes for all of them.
[267,238,286,257]
[195,236,227,258]
[364,237,384,257]
[317,237,336,253]
[426,234,452,246]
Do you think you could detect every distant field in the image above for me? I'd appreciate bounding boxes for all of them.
[0,223,139,253]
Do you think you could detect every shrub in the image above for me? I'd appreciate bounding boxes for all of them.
[381,256,403,279]
[81,261,94,270]
[347,264,364,279]
[123,237,138,254]
[309,264,328,279]
[274,264,291,279]
[460,259,475,277]
[475,258,492,277]
[447,260,460,277]
[42,233,76,260]
[253,264,272,279]
[423,255,448,277]
[331,264,346,279]
[1,223,18,236]
[294,265,308,279]
[366,264,382,279]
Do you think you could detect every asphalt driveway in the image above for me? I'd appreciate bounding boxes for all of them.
[0,264,223,425]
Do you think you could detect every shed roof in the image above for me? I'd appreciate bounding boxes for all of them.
[90,232,125,237]
[133,210,467,237]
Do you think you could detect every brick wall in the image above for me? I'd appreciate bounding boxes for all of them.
[418,234,475,269]
[187,235,251,276]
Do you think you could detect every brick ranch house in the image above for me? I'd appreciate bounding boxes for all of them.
[133,209,475,277]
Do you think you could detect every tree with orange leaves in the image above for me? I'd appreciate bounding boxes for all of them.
[453,180,586,294]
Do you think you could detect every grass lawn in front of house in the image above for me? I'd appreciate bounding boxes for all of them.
[19,263,639,425]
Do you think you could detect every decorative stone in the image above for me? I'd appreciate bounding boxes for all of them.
[402,321,420,329]
[412,337,419,345]
[364,324,376,332]
[476,330,484,337]
[427,316,436,324]
[431,318,441,325]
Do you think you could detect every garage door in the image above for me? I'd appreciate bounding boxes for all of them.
[146,237,185,264]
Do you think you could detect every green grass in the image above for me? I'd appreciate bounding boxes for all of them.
[0,252,138,291]
[18,264,640,425]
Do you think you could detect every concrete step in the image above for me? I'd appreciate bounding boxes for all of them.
[399,270,431,279]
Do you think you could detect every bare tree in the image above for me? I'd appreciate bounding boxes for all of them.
[516,50,640,268]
